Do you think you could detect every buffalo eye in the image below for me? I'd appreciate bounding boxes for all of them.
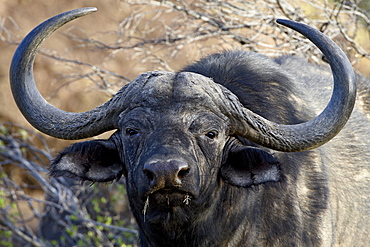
[205,131,217,140]
[126,128,138,136]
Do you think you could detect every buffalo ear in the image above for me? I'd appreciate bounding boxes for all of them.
[221,146,280,187]
[50,140,124,182]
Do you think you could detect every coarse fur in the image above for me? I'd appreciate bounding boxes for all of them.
[48,51,370,246]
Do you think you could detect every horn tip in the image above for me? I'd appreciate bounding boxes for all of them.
[73,7,98,16]
[81,7,98,13]
[276,19,295,27]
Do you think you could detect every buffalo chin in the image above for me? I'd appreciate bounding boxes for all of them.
[143,205,192,225]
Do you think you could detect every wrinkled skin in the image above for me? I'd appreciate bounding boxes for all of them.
[116,74,230,226]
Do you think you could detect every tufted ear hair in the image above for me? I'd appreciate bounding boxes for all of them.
[221,145,281,187]
[50,139,125,182]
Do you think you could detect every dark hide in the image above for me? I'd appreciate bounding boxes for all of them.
[49,51,370,246]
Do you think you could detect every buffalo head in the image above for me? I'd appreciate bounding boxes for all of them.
[10,7,356,246]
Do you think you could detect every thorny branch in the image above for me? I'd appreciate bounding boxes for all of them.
[0,123,138,246]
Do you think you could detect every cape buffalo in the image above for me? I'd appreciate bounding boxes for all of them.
[10,8,370,246]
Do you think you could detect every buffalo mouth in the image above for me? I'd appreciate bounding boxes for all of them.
[140,189,195,224]
[154,190,192,207]
[143,189,193,208]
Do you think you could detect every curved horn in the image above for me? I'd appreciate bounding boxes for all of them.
[228,19,356,152]
[10,8,122,140]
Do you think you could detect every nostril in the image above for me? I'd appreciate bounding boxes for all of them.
[177,167,190,179]
[143,169,154,181]
[143,160,190,187]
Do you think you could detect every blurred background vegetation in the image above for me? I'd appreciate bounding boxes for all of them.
[0,0,369,246]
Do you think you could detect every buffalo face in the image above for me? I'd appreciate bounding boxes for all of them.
[50,72,281,227]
